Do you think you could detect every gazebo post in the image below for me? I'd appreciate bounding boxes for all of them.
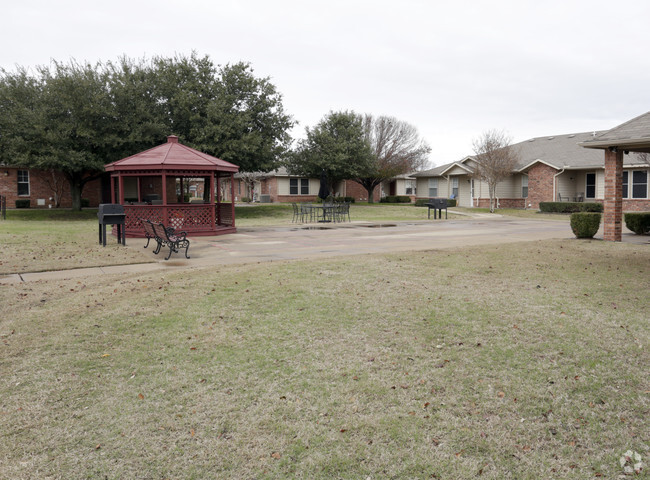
[216,174,222,226]
[210,174,216,232]
[230,173,236,227]
[162,171,168,224]
[118,174,125,204]
[110,175,116,203]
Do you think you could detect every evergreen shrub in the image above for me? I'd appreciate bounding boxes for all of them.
[570,212,601,238]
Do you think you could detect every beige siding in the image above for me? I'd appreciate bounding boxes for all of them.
[445,165,471,176]
[277,178,290,195]
[556,172,573,200]
[456,178,471,206]
[494,175,519,198]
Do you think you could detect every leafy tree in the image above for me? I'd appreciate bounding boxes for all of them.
[287,111,373,193]
[0,60,114,210]
[355,114,431,203]
[471,129,520,213]
[0,54,294,210]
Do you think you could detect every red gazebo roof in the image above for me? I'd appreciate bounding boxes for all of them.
[105,136,239,173]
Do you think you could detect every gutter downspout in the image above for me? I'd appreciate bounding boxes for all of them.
[553,167,565,202]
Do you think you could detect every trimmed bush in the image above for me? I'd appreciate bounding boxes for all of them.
[81,198,90,208]
[570,212,601,238]
[447,198,457,207]
[540,202,603,213]
[380,195,412,203]
[15,199,30,208]
[624,212,650,235]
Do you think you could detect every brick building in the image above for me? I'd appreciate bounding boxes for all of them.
[414,130,650,212]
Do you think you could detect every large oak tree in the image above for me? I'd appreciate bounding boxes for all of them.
[0,53,294,209]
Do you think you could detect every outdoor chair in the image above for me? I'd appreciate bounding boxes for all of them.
[291,203,300,223]
[576,192,584,202]
[339,202,351,222]
[558,193,566,202]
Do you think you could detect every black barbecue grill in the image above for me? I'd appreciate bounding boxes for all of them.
[426,199,448,220]
[98,203,126,246]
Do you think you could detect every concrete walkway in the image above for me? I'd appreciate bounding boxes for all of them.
[1,216,646,284]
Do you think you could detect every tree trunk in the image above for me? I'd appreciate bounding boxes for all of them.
[366,185,375,204]
[489,183,495,213]
[67,173,86,211]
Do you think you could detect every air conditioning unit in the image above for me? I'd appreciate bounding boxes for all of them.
[259,194,271,203]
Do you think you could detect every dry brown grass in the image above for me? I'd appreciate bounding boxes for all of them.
[0,219,153,275]
[0,240,648,479]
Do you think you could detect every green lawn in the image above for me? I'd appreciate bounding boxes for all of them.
[0,239,648,479]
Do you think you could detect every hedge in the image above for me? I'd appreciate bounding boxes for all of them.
[540,202,603,213]
[380,195,412,203]
[570,212,601,238]
[624,212,650,235]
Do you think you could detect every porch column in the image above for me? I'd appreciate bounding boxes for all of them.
[603,148,623,242]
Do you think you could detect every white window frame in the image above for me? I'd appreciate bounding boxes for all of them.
[290,178,310,195]
[631,170,648,199]
[17,170,30,196]
[522,175,528,198]
[428,178,438,197]
[585,172,596,199]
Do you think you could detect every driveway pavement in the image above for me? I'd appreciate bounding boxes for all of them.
[1,215,646,284]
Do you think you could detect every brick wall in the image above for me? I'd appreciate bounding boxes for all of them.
[476,198,526,208]
[0,168,102,208]
[622,199,650,212]
[527,163,558,209]
[344,180,381,202]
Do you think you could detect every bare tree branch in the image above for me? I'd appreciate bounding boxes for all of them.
[472,129,520,213]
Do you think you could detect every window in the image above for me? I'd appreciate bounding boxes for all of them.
[405,180,415,195]
[632,170,648,198]
[585,173,596,199]
[17,170,30,196]
[290,178,310,195]
[451,177,459,198]
[522,175,528,198]
[428,178,438,197]
[622,171,628,198]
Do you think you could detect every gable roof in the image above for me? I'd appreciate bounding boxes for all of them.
[105,136,239,173]
[416,130,648,178]
[580,111,650,152]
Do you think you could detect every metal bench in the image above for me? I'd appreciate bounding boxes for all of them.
[426,198,448,219]
[151,222,191,260]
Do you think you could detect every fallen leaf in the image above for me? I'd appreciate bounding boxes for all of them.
[190,429,195,437]
[497,391,505,398]
[138,393,144,400]
[271,452,281,459]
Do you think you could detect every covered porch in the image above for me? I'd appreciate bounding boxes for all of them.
[581,111,650,241]
[104,136,239,237]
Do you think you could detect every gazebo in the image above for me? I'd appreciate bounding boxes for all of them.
[581,111,650,241]
[104,135,239,237]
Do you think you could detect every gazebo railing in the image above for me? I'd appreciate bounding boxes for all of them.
[120,203,235,237]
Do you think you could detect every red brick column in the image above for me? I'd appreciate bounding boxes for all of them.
[603,149,623,242]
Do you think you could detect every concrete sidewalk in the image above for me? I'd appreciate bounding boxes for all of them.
[1,216,645,284]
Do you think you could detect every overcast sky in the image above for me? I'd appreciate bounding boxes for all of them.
[4,0,650,167]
